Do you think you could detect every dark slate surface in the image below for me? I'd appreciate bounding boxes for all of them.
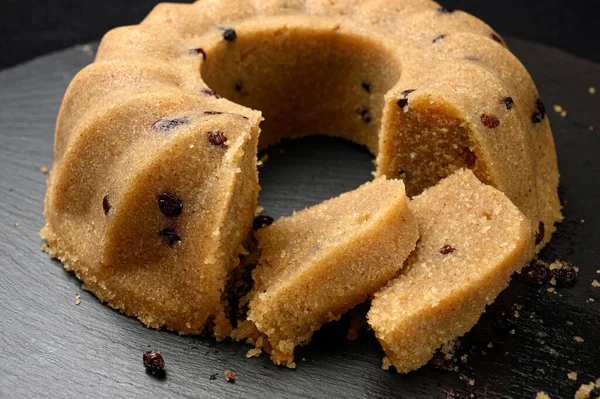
[0,37,599,399]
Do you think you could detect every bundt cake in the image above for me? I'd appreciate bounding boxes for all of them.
[42,0,561,339]
[247,177,418,366]
[368,169,531,373]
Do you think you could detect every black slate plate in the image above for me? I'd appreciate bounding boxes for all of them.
[0,37,599,399]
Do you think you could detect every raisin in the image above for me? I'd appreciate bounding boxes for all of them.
[201,89,222,99]
[429,351,454,371]
[224,369,236,382]
[445,389,477,399]
[158,193,183,218]
[188,48,206,60]
[520,262,550,285]
[152,117,189,132]
[491,33,503,43]
[159,228,181,247]
[503,96,514,110]
[440,244,455,255]
[481,114,500,129]
[102,195,111,215]
[235,82,243,92]
[253,215,274,230]
[397,89,415,108]
[206,130,229,148]
[534,221,545,245]
[357,107,372,123]
[437,7,456,14]
[532,98,546,123]
[492,304,517,336]
[361,81,371,93]
[143,351,165,376]
[204,111,224,115]
[433,34,447,43]
[222,28,237,42]
[552,262,578,287]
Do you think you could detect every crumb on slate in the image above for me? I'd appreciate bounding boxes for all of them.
[592,280,600,288]
[255,205,264,216]
[573,336,585,343]
[224,369,236,382]
[41,166,49,174]
[246,348,261,358]
[382,356,391,370]
[574,382,595,399]
[257,154,268,167]
[589,87,596,95]
[14,222,19,227]
[536,392,551,399]
[75,294,81,305]
[568,371,579,381]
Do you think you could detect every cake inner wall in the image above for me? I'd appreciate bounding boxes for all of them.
[201,21,402,153]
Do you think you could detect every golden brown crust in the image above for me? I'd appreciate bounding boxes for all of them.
[43,0,560,338]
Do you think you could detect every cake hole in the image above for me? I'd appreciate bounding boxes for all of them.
[202,24,402,152]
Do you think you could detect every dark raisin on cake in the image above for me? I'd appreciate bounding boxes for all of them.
[158,193,183,218]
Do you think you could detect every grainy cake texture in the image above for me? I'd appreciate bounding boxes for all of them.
[42,0,560,336]
[368,169,532,373]
[249,178,418,365]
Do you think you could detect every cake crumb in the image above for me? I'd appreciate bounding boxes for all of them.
[568,372,578,381]
[257,154,268,167]
[75,294,81,305]
[589,125,595,131]
[547,287,556,293]
[553,104,563,113]
[468,379,475,386]
[255,205,264,216]
[573,336,584,343]
[41,166,49,174]
[560,110,567,117]
[224,369,236,382]
[589,87,596,95]
[586,298,595,303]
[566,321,574,326]
[536,392,551,399]
[13,222,19,227]
[382,356,391,370]
[592,280,600,288]
[246,347,261,358]
[574,382,595,399]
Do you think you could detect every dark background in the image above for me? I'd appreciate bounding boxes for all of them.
[1,0,599,69]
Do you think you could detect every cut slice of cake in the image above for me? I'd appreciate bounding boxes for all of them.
[368,169,532,373]
[247,177,419,366]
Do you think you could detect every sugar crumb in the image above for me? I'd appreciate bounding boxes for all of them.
[75,294,81,305]
[41,166,49,174]
[13,222,19,227]
[568,371,578,381]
